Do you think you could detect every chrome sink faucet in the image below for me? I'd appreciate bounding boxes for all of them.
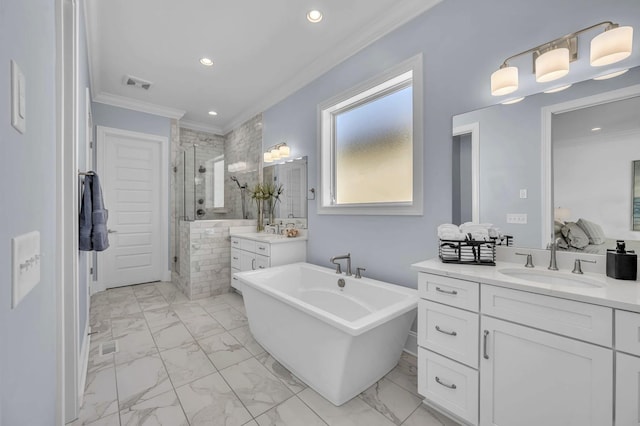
[547,238,561,271]
[330,253,352,276]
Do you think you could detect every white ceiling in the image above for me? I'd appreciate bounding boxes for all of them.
[85,0,441,134]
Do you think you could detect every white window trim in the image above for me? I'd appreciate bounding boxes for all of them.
[317,54,423,215]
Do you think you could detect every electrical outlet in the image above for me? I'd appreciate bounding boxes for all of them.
[507,214,528,224]
[519,189,528,199]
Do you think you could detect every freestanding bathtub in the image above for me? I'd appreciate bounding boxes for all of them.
[234,262,418,406]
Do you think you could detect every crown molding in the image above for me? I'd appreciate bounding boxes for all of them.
[220,0,442,134]
[93,92,186,119]
[179,119,224,135]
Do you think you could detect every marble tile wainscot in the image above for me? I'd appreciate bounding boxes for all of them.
[172,219,256,300]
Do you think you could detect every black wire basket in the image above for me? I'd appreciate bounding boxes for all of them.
[438,235,512,266]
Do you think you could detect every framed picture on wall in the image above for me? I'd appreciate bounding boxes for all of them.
[633,160,640,231]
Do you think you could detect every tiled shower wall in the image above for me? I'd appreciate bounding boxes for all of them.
[171,114,263,298]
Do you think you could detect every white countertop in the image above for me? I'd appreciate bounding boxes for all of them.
[412,258,640,313]
[230,232,308,244]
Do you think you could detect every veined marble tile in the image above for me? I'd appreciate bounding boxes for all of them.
[160,342,216,388]
[385,352,418,396]
[87,340,115,374]
[201,301,235,315]
[116,354,172,411]
[180,312,226,338]
[115,329,158,365]
[88,317,112,342]
[255,395,325,426]
[138,295,170,312]
[217,292,245,310]
[209,307,248,331]
[228,325,265,356]
[254,353,306,394]
[90,304,112,325]
[162,289,189,305]
[151,321,195,351]
[132,283,163,299]
[171,302,209,320]
[401,404,462,426]
[359,378,422,425]
[298,388,395,426]
[198,332,252,370]
[243,421,259,426]
[77,365,118,424]
[196,296,229,310]
[111,312,148,338]
[144,307,181,333]
[176,372,252,426]
[119,390,188,426]
[80,412,120,426]
[107,286,135,301]
[109,299,142,318]
[220,357,293,417]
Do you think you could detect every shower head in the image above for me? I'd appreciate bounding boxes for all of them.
[230,176,247,189]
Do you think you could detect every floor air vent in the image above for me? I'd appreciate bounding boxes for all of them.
[99,340,119,356]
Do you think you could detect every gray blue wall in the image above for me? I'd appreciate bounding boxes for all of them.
[263,0,640,287]
[92,102,172,139]
[0,0,58,424]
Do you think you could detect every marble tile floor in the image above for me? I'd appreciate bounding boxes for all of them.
[74,281,461,426]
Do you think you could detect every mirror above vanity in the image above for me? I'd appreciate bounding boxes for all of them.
[263,156,308,228]
[452,65,640,251]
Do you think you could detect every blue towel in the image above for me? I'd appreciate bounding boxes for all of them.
[79,173,110,252]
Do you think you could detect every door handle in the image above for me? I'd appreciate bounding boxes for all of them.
[251,258,256,270]
[483,330,490,359]
[107,229,117,234]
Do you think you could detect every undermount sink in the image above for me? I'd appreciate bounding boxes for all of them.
[498,268,606,288]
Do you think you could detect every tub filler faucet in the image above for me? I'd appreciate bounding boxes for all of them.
[330,253,352,276]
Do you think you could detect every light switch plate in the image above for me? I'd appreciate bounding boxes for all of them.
[11,60,26,134]
[12,231,41,308]
[519,189,528,199]
[507,213,528,224]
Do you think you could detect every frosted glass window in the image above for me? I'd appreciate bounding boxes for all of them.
[335,86,412,204]
[205,157,225,210]
[318,55,423,215]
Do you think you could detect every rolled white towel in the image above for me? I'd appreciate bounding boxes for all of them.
[439,231,466,241]
[438,223,460,233]
[468,230,490,241]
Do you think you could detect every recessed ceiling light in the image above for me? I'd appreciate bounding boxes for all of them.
[208,111,218,116]
[591,127,602,132]
[501,96,525,105]
[199,57,214,67]
[593,69,629,80]
[544,84,572,94]
[307,9,323,23]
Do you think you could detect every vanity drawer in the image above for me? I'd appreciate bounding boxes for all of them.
[230,248,241,269]
[616,310,640,356]
[255,254,270,270]
[418,347,478,426]
[231,268,242,292]
[240,238,256,252]
[418,273,479,312]
[255,241,270,256]
[481,285,613,347]
[231,237,241,248]
[418,300,479,368]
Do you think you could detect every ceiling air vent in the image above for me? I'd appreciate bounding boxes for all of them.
[123,75,152,91]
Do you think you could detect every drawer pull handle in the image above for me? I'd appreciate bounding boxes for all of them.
[483,330,490,360]
[259,247,265,251]
[232,257,239,260]
[435,287,458,295]
[251,259,256,270]
[259,266,265,269]
[435,325,457,336]
[435,376,457,389]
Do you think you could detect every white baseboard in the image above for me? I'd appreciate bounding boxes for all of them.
[404,331,417,356]
[78,323,91,408]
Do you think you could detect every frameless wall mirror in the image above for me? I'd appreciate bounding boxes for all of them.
[263,156,308,227]
[452,65,640,251]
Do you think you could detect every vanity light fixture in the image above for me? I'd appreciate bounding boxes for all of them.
[263,143,290,163]
[490,21,633,96]
[307,9,323,23]
[199,57,214,67]
[208,110,218,116]
[591,127,602,132]
[501,96,525,105]
[543,84,573,94]
[593,68,629,80]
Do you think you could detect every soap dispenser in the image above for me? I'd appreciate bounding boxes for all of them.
[606,240,637,280]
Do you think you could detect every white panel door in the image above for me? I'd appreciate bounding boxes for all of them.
[97,127,165,288]
[480,316,613,426]
[616,352,640,426]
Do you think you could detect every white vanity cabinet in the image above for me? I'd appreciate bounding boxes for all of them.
[415,269,616,426]
[230,234,306,292]
[615,310,640,426]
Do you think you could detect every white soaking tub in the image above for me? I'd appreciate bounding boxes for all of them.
[234,262,418,406]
